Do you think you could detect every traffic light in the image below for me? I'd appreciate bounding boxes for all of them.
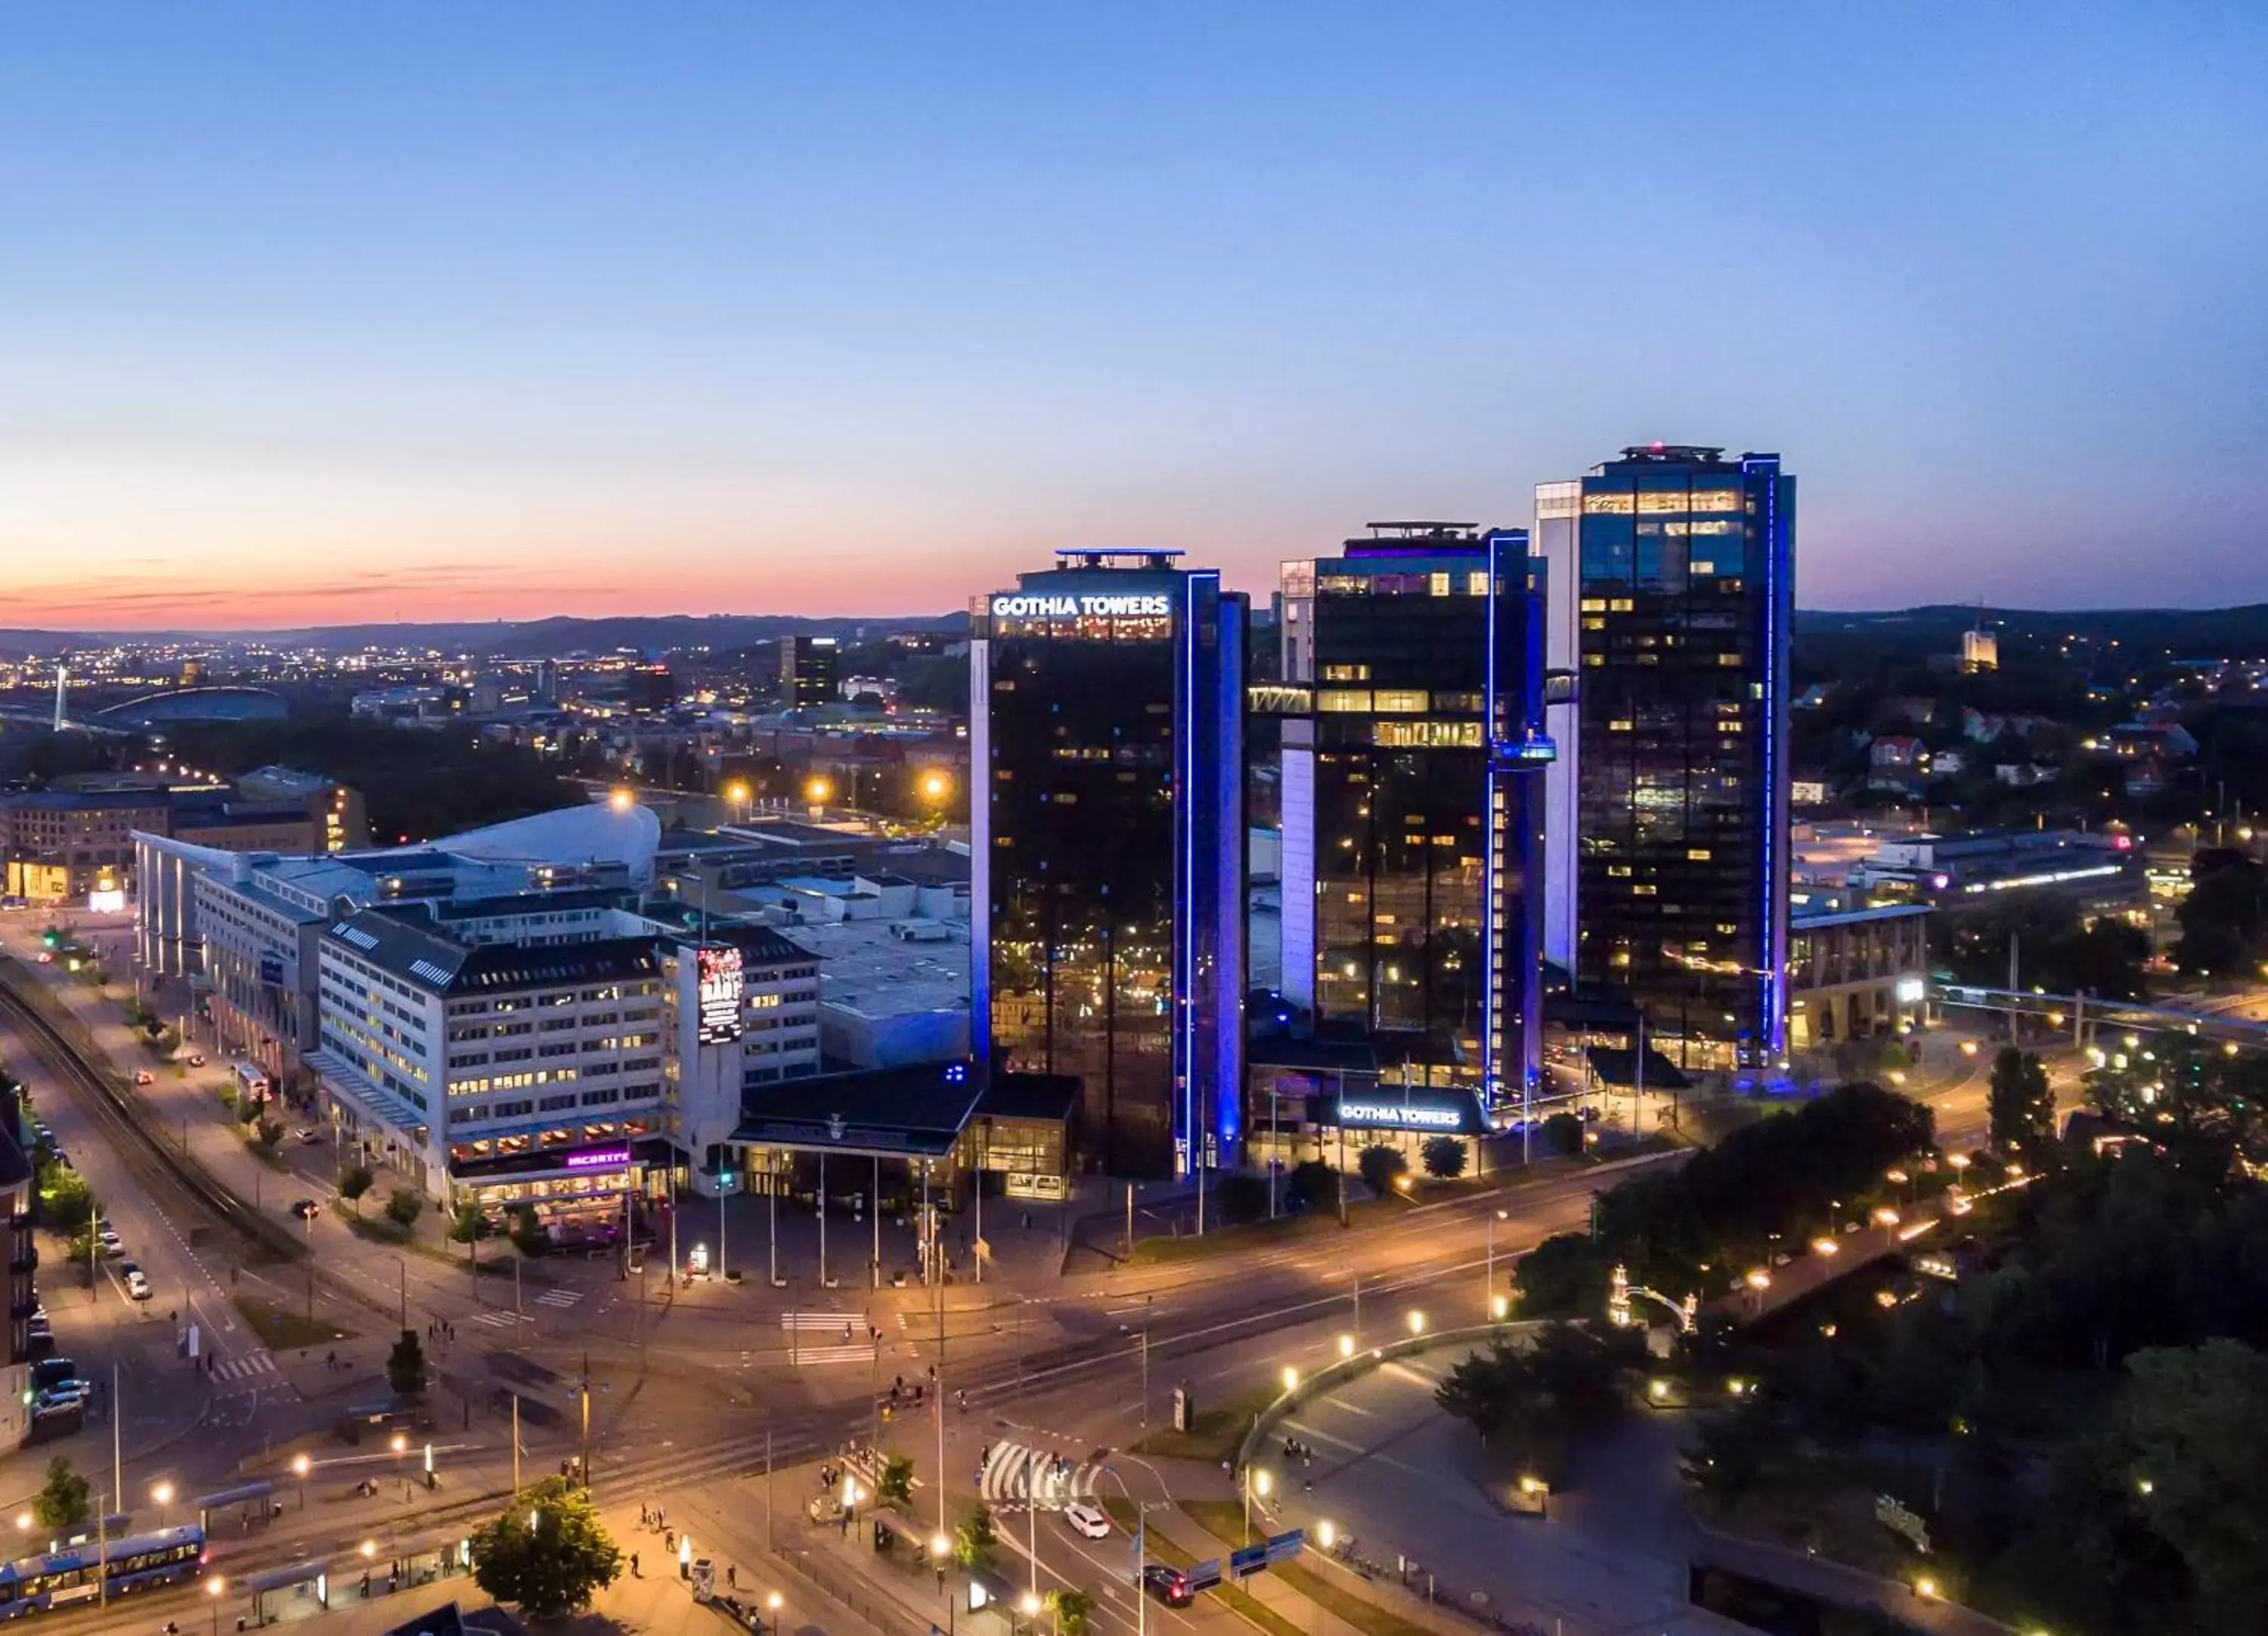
[40,931,58,949]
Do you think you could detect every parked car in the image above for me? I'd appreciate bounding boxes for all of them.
[184,1052,206,1067]
[1063,1502,1111,1540]
[296,1128,324,1145]
[122,1263,152,1301]
[290,1198,321,1220]
[134,1070,155,1086]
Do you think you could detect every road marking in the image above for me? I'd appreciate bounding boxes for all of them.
[472,1310,519,1330]
[210,1350,277,1383]
[789,1344,875,1365]
[978,1440,1099,1509]
[534,1287,583,1309]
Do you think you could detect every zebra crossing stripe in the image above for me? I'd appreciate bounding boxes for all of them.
[790,1344,873,1366]
[534,1288,582,1308]
[212,1352,277,1383]
[473,1310,519,1329]
[977,1441,1095,1508]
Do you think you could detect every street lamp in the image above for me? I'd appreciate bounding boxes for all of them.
[805,776,833,811]
[1244,1467,1271,1539]
[151,1480,175,1526]
[1316,1520,1336,1551]
[1485,1207,1508,1318]
[1406,1309,1426,1337]
[206,1575,225,1636]
[1279,1365,1298,1393]
[292,1453,311,1509]
[1336,1334,1355,1359]
[607,788,634,813]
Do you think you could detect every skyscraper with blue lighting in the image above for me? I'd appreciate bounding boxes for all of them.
[1276,525,1551,1117]
[1565,446,1794,1068]
[971,550,1246,1178]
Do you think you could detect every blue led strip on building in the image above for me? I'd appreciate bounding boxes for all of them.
[1174,572,1199,1171]
[1748,455,1791,1062]
[1480,533,1501,1108]
[1211,577,1243,1153]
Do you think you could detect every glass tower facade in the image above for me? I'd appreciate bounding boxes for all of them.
[1572,446,1794,1067]
[1278,525,1550,1111]
[971,552,1246,1179]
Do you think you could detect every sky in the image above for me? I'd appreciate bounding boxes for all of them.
[2,3,2263,631]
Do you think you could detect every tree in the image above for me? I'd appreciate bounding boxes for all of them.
[450,1200,493,1243]
[2087,1036,2268,1165]
[338,1164,374,1214]
[1213,1172,1270,1225]
[2174,851,2268,979]
[387,1328,428,1398]
[878,1453,916,1508]
[1286,1160,1340,1216]
[1436,1322,1633,1481]
[1543,1112,1585,1157]
[953,1503,998,1569]
[1988,1047,2057,1156]
[1512,1232,1610,1318]
[469,1476,623,1620]
[1046,1587,1097,1636]
[387,1189,426,1229]
[39,1163,92,1225]
[257,1120,284,1151]
[1420,1135,1468,1179]
[33,1457,91,1531]
[1356,1142,1408,1200]
[510,1205,550,1257]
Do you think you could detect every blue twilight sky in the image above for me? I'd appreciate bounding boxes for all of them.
[1,3,2263,628]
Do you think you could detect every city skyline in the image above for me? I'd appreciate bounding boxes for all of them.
[4,4,2263,630]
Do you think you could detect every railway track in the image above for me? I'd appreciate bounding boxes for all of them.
[0,967,297,1266]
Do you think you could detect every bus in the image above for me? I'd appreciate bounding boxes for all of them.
[233,1061,273,1105]
[0,1523,206,1616]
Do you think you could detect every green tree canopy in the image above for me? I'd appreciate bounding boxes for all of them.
[953,1503,998,1569]
[388,1189,426,1229]
[1356,1142,1408,1199]
[387,1328,427,1399]
[1988,1047,2057,1156]
[1421,1134,1469,1179]
[469,1476,623,1620]
[33,1458,90,1531]
[337,1164,374,1213]
[878,1453,915,1508]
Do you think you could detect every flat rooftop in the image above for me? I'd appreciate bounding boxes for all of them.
[785,915,969,1021]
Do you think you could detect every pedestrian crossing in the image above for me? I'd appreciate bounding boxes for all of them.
[977,1439,1100,1510]
[210,1350,277,1384]
[534,1287,584,1309]
[782,1312,875,1365]
[472,1309,523,1330]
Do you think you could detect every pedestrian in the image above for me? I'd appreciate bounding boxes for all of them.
[665,1529,675,1553]
[630,1552,640,1578]
[727,1565,737,1589]
[640,1503,649,1526]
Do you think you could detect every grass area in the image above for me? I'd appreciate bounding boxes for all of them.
[1129,1382,1279,1463]
[1127,1197,1410,1266]
[339,1210,411,1245]
[1183,1501,1436,1636]
[234,1294,355,1352]
[1100,1499,1303,1636]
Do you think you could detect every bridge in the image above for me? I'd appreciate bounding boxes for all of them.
[1932,981,2268,1051]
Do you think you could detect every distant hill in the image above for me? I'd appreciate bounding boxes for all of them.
[0,612,969,658]
[1797,604,2268,657]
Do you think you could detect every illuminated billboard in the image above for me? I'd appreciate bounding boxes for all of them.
[696,944,745,1043]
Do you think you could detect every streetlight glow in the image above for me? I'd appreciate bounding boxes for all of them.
[607,787,634,813]
[292,1455,311,1477]
[1253,1470,1272,1498]
[806,776,833,804]
[1280,1366,1299,1393]
[1406,1309,1426,1336]
[1317,1520,1336,1549]
[152,1481,175,1506]
[1337,1333,1355,1359]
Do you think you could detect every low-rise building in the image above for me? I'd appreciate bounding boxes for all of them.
[1788,903,1931,1048]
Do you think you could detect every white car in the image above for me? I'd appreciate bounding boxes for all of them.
[1063,1502,1111,1540]
[122,1265,152,1301]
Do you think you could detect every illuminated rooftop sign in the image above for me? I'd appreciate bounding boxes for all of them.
[990,593,1173,620]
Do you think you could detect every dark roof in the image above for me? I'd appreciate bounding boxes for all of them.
[1585,1046,1693,1091]
[734,1060,983,1157]
[706,921,814,965]
[976,1071,1080,1123]
[0,1117,30,1191]
[324,905,657,995]
[452,936,659,993]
